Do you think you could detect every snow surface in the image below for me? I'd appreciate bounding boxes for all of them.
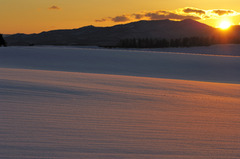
[0,46,239,83]
[0,46,240,158]
[124,44,240,56]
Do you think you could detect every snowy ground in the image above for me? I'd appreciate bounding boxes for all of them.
[125,44,240,56]
[51,44,240,56]
[0,46,239,83]
[0,46,240,158]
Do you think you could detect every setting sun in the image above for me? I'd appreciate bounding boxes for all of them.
[219,21,232,30]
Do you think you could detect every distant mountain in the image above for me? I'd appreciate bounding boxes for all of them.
[2,34,11,37]
[4,19,222,46]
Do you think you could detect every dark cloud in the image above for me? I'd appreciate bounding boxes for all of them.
[144,12,168,20]
[49,5,61,10]
[111,15,130,22]
[95,18,107,22]
[96,15,130,23]
[95,7,240,23]
[145,11,201,20]
[212,9,235,16]
[183,8,206,15]
[133,14,144,19]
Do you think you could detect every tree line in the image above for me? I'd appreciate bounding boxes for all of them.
[115,35,240,48]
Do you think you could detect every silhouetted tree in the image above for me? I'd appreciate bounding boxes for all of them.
[0,34,7,47]
[118,36,222,48]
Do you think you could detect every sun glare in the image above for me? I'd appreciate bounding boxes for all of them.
[219,21,231,30]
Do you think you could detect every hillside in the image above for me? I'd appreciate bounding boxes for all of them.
[1,46,239,83]
[5,19,216,46]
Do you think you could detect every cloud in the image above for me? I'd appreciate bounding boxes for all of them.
[49,5,61,10]
[145,11,201,20]
[95,18,107,22]
[95,10,200,23]
[183,8,206,15]
[96,15,130,23]
[111,15,130,22]
[133,14,144,19]
[95,7,240,23]
[211,9,235,16]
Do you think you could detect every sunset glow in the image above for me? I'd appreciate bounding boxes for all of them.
[218,21,232,29]
[1,1,240,34]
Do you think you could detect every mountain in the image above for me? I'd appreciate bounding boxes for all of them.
[2,34,11,37]
[5,19,218,46]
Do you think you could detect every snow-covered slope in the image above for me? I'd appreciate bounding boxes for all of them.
[132,44,240,56]
[0,46,239,83]
[1,68,240,159]
[0,46,240,158]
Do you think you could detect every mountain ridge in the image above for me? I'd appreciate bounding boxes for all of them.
[4,19,230,46]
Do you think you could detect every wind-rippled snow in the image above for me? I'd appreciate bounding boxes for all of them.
[0,46,240,158]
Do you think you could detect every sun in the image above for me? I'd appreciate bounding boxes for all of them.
[218,21,232,30]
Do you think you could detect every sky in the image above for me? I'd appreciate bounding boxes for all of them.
[1,0,240,34]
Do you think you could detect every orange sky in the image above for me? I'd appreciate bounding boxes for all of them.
[1,0,240,34]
